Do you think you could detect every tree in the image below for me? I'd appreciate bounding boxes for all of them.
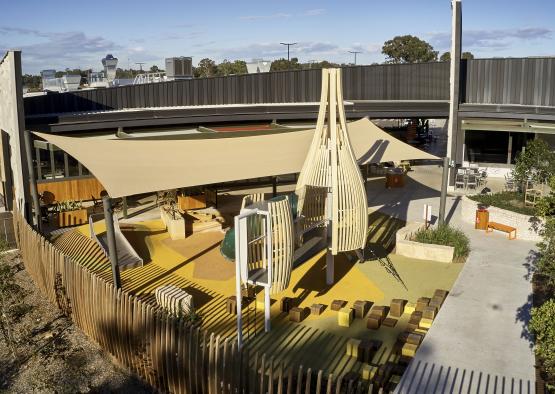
[216,59,247,76]
[194,58,218,78]
[382,35,438,63]
[512,139,555,186]
[150,65,162,73]
[270,57,302,71]
[440,51,475,62]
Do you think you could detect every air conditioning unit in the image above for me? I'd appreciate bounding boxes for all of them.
[165,57,193,80]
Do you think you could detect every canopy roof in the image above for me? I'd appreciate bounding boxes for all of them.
[34,118,438,198]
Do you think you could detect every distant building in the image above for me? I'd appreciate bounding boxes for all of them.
[246,59,271,74]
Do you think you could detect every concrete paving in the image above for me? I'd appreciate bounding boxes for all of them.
[369,166,537,394]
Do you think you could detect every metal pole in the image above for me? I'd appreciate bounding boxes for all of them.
[23,131,41,230]
[103,195,121,288]
[234,215,243,348]
[122,196,128,219]
[439,157,449,225]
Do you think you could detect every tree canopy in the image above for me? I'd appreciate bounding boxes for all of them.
[439,51,475,62]
[382,35,438,63]
[270,57,302,71]
[216,59,247,76]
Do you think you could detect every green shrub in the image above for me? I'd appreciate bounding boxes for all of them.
[413,224,470,258]
[468,192,536,216]
[530,299,555,390]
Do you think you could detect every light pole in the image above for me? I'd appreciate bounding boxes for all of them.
[135,62,145,73]
[280,42,297,62]
[348,51,361,65]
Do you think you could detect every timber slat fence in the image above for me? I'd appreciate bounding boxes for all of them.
[13,211,383,393]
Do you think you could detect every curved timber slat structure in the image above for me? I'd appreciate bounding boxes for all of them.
[267,196,294,294]
[296,68,368,255]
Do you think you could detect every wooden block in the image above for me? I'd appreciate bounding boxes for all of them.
[362,365,377,380]
[280,297,294,313]
[338,307,354,327]
[353,300,370,318]
[310,303,325,316]
[390,299,407,317]
[434,289,449,300]
[414,328,428,335]
[382,317,398,327]
[416,297,430,312]
[397,332,410,343]
[226,296,237,315]
[410,311,423,321]
[369,305,388,320]
[404,302,416,314]
[358,340,382,363]
[428,296,444,310]
[346,338,362,357]
[422,305,437,320]
[331,299,347,311]
[407,333,423,345]
[289,307,305,322]
[367,316,382,330]
[401,343,418,357]
[406,321,419,332]
[419,317,433,329]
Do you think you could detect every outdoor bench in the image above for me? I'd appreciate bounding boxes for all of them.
[486,221,517,240]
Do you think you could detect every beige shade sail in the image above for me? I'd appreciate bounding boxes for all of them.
[34,118,438,198]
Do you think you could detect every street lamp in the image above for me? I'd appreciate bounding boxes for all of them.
[348,50,361,65]
[280,42,297,62]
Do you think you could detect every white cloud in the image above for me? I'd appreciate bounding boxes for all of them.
[428,27,552,51]
[0,26,166,73]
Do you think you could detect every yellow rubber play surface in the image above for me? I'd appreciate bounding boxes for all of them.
[56,211,463,377]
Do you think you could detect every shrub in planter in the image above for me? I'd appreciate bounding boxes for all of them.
[530,299,555,390]
[413,224,470,258]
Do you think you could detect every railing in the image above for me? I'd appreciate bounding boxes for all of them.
[13,210,380,393]
[133,72,167,85]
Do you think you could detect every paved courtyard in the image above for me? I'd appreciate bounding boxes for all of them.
[369,166,537,393]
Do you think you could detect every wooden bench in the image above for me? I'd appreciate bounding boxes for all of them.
[487,221,517,240]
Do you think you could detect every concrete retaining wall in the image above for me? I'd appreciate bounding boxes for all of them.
[461,195,542,242]
[395,222,455,263]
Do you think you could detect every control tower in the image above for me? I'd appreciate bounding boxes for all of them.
[101,54,118,81]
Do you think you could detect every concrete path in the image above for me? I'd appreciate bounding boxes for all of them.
[364,166,536,394]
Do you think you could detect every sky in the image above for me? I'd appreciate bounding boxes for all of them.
[1,0,554,74]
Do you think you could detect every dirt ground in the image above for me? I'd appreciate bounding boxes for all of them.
[0,251,154,394]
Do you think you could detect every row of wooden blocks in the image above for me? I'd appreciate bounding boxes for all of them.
[155,285,193,316]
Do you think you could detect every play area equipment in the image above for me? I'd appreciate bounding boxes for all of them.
[234,194,295,345]
[233,68,369,346]
[89,214,144,270]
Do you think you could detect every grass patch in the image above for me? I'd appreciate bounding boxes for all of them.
[468,192,537,216]
[413,224,470,258]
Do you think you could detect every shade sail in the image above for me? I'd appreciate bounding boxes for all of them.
[34,118,438,198]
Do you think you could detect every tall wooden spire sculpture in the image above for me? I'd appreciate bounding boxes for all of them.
[296,68,368,283]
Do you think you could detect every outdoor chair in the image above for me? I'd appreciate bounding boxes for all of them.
[467,174,478,190]
[455,174,466,190]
